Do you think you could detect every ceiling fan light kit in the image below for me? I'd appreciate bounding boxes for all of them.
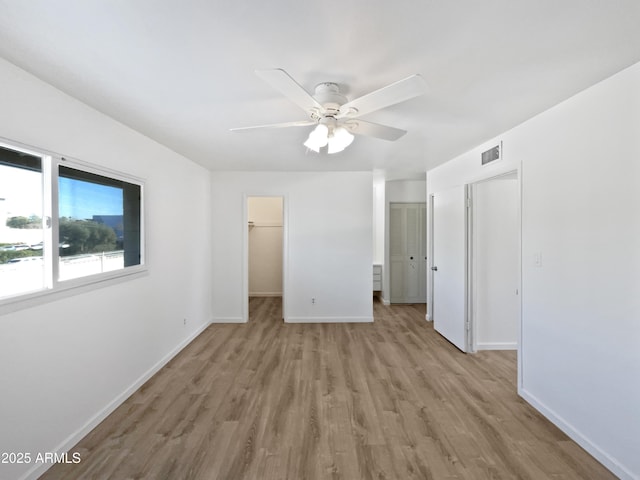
[303,123,329,152]
[326,126,354,154]
[231,69,427,154]
[303,117,355,154]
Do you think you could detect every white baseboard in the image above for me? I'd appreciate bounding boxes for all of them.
[519,387,634,480]
[425,314,432,321]
[285,316,373,323]
[21,322,209,480]
[382,298,390,306]
[475,342,517,350]
[211,317,246,323]
[249,292,282,297]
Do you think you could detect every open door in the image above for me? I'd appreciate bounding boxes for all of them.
[432,185,468,352]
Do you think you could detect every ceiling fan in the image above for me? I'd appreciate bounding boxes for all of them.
[230,69,427,154]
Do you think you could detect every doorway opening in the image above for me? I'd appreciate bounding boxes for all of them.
[246,196,284,322]
[469,172,520,352]
[429,171,521,360]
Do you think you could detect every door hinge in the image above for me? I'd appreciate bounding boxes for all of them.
[466,197,472,208]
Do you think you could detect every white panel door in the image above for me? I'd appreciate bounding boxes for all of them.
[432,186,468,352]
[405,203,420,299]
[418,203,427,301]
[390,203,426,303]
[389,204,406,302]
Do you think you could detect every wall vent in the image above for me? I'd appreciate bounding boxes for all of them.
[481,144,500,165]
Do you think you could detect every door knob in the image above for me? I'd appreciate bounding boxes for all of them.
[410,256,414,260]
[431,266,438,271]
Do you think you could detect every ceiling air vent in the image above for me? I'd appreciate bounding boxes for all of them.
[481,143,501,165]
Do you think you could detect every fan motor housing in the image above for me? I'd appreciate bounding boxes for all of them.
[313,82,347,116]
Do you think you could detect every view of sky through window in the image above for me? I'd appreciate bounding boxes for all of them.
[58,176,123,219]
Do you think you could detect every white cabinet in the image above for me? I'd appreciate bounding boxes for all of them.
[373,264,382,291]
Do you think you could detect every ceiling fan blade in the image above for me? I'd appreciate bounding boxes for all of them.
[256,69,323,114]
[344,119,407,141]
[230,120,316,132]
[337,74,427,118]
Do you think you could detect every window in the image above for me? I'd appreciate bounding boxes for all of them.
[0,140,144,303]
[0,146,46,298]
[58,166,141,280]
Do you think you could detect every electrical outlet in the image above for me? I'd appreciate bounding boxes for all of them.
[183,318,187,326]
[311,297,316,305]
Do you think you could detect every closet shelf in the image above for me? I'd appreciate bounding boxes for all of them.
[248,222,283,228]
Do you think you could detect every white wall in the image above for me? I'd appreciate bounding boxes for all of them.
[427,62,640,479]
[473,177,519,350]
[211,171,373,323]
[248,196,283,296]
[372,181,385,264]
[383,179,426,304]
[0,58,212,480]
[385,179,427,203]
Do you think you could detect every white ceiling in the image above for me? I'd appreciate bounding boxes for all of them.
[1,1,639,180]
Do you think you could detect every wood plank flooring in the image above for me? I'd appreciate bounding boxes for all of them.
[40,297,615,479]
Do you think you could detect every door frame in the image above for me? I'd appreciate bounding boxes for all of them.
[242,194,288,323]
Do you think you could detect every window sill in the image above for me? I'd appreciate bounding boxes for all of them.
[0,266,149,316]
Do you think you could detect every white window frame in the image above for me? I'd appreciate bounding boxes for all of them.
[0,138,147,314]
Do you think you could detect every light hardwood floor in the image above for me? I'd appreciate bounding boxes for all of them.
[40,297,615,479]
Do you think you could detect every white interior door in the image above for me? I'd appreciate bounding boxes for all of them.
[390,203,426,303]
[419,203,427,301]
[432,185,468,352]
